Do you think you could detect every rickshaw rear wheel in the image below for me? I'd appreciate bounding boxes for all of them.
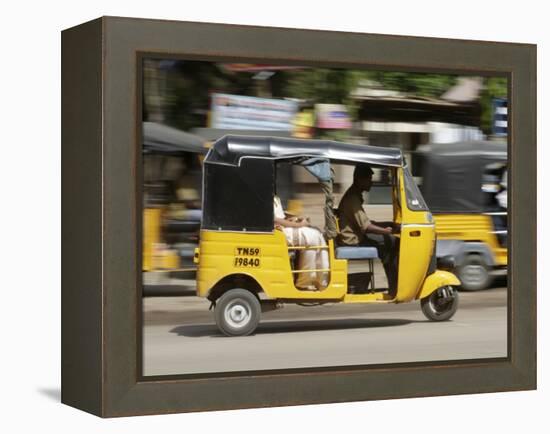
[214,288,261,337]
[457,255,493,291]
[421,286,459,321]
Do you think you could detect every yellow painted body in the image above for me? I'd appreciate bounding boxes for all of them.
[434,214,507,266]
[415,270,461,300]
[197,230,348,300]
[394,169,439,302]
[143,208,162,272]
[143,207,181,271]
[196,168,459,303]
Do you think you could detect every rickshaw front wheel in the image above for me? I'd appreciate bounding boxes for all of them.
[215,289,261,337]
[421,286,459,321]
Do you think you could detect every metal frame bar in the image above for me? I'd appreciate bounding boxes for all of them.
[287,245,329,250]
[290,268,331,274]
[369,259,375,292]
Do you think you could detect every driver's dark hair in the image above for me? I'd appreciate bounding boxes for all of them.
[353,163,374,181]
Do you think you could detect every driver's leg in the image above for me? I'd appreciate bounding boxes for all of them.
[364,233,399,295]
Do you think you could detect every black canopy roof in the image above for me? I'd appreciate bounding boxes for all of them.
[416,141,507,213]
[205,135,404,167]
[417,140,506,160]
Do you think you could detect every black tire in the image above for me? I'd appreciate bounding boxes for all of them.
[421,286,459,321]
[214,289,261,336]
[456,255,493,291]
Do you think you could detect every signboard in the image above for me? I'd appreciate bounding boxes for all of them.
[210,93,298,131]
[315,104,352,129]
[493,98,508,136]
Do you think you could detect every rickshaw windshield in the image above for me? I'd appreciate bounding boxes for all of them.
[403,167,428,211]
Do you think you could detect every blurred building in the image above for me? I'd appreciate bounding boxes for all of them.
[142,60,508,225]
[352,77,485,156]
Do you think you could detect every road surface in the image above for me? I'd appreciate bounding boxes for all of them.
[142,283,507,377]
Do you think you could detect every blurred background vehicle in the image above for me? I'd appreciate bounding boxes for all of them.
[414,141,507,290]
[142,121,207,292]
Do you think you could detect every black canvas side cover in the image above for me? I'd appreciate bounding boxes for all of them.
[203,158,274,232]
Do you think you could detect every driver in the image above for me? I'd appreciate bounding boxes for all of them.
[337,164,399,296]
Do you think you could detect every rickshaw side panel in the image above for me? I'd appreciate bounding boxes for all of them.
[493,247,508,266]
[196,230,289,299]
[434,214,507,266]
[395,168,437,302]
[196,230,348,301]
[396,224,435,302]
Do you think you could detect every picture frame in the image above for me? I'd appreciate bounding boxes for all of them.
[61,16,536,417]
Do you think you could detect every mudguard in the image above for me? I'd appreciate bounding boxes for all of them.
[416,269,460,300]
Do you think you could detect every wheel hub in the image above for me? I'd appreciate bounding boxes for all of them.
[224,301,251,328]
[463,264,488,284]
[431,287,455,312]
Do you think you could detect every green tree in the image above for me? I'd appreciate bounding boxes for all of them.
[367,71,457,98]
[279,69,458,102]
[146,60,498,134]
[277,69,356,103]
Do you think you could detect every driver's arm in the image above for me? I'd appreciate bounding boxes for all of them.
[366,222,393,235]
[354,204,394,236]
[371,220,400,234]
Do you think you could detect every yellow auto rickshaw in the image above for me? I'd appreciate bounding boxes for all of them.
[415,141,507,290]
[194,135,460,336]
[142,121,207,278]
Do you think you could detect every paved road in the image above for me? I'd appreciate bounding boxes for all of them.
[142,285,507,377]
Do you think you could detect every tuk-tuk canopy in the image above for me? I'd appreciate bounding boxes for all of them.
[202,135,403,233]
[416,141,507,213]
[205,135,404,167]
[143,121,208,155]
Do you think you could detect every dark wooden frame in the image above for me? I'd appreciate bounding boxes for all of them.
[62,16,536,417]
